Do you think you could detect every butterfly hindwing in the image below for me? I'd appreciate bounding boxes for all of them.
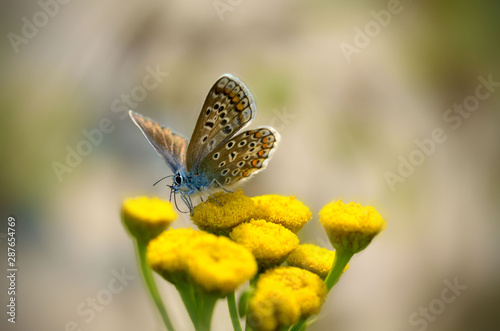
[185,74,256,172]
[129,110,188,173]
[198,126,280,187]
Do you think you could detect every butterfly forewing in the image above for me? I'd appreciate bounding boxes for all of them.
[198,126,280,187]
[129,111,188,173]
[185,74,256,172]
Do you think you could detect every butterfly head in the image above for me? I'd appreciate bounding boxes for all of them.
[168,171,190,194]
[161,171,190,213]
[153,173,186,195]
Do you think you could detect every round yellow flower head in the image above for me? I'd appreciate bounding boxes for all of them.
[248,266,327,331]
[230,219,299,269]
[252,195,311,233]
[191,188,255,235]
[121,196,177,243]
[148,228,257,295]
[319,200,386,254]
[186,234,257,295]
[286,244,349,279]
[147,228,205,284]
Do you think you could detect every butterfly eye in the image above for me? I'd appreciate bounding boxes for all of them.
[175,174,182,185]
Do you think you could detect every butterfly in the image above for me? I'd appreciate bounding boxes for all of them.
[129,74,280,211]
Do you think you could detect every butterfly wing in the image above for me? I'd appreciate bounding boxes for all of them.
[185,74,256,172]
[197,126,280,187]
[129,110,188,173]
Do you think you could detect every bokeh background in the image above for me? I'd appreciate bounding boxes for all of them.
[1,0,499,330]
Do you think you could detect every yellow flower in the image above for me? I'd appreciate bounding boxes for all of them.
[191,189,255,235]
[121,196,177,243]
[319,200,386,254]
[248,266,327,331]
[186,235,257,295]
[230,219,299,269]
[252,195,311,233]
[148,228,257,295]
[147,228,204,283]
[286,244,349,279]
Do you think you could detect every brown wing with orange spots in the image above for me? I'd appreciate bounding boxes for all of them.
[185,74,256,173]
[197,127,280,187]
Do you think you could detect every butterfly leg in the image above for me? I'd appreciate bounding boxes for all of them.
[179,192,193,213]
[201,186,223,206]
[210,179,233,193]
[172,192,188,214]
[187,193,194,211]
[169,187,174,204]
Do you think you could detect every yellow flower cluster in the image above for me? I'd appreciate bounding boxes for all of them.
[190,189,255,235]
[121,196,177,243]
[252,195,311,233]
[148,228,257,295]
[230,219,299,269]
[319,200,386,253]
[286,244,349,279]
[121,191,386,331]
[248,266,327,331]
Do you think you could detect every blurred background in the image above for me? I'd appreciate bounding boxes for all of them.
[1,0,499,330]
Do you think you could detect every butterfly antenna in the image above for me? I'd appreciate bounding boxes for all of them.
[153,175,173,186]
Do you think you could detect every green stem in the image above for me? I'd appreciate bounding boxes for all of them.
[177,281,218,331]
[227,292,242,331]
[196,290,218,331]
[244,275,260,331]
[324,249,354,292]
[175,282,199,329]
[136,240,175,331]
[289,318,309,331]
